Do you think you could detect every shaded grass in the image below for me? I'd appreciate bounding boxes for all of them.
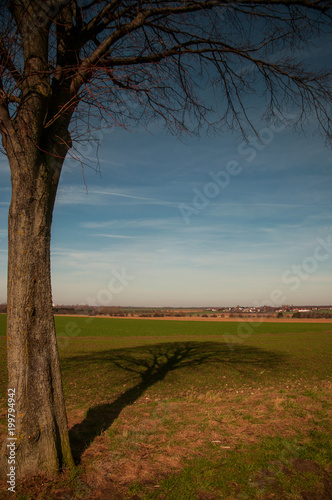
[65,341,285,463]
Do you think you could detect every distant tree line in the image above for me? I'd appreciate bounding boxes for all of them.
[292,311,332,319]
[51,305,186,317]
[1,303,331,320]
[52,305,127,316]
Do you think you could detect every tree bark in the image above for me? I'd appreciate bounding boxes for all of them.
[1,140,74,478]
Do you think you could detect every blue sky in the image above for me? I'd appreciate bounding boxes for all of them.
[0,40,332,307]
[2,109,331,307]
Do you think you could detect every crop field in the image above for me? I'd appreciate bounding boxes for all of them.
[0,314,331,499]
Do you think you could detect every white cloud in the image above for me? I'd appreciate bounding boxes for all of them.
[55,186,105,206]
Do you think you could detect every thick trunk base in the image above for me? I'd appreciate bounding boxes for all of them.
[2,156,74,479]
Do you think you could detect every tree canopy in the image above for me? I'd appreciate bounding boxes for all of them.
[1,0,331,157]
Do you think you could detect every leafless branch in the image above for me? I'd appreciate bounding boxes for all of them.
[0,0,331,154]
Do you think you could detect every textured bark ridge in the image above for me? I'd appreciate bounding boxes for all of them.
[0,4,76,476]
[2,150,74,478]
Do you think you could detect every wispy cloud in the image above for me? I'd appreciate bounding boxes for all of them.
[80,217,177,230]
[94,233,140,239]
[55,186,106,206]
[90,189,181,207]
[90,190,161,202]
[55,185,180,207]
[209,202,332,209]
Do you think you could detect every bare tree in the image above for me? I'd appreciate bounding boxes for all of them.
[0,0,331,480]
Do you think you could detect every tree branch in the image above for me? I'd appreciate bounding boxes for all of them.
[0,78,13,134]
[0,35,22,88]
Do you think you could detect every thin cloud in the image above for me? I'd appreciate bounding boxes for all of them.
[55,185,180,207]
[209,202,332,209]
[90,189,180,207]
[91,190,160,202]
[94,233,140,239]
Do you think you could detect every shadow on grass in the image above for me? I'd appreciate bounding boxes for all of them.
[68,341,285,463]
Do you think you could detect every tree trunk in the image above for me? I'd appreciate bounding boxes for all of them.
[1,145,74,478]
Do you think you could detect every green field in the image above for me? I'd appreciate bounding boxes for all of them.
[0,315,331,499]
[1,314,332,339]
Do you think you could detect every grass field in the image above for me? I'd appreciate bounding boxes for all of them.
[0,314,331,499]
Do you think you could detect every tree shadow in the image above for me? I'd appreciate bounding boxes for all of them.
[68,341,285,463]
